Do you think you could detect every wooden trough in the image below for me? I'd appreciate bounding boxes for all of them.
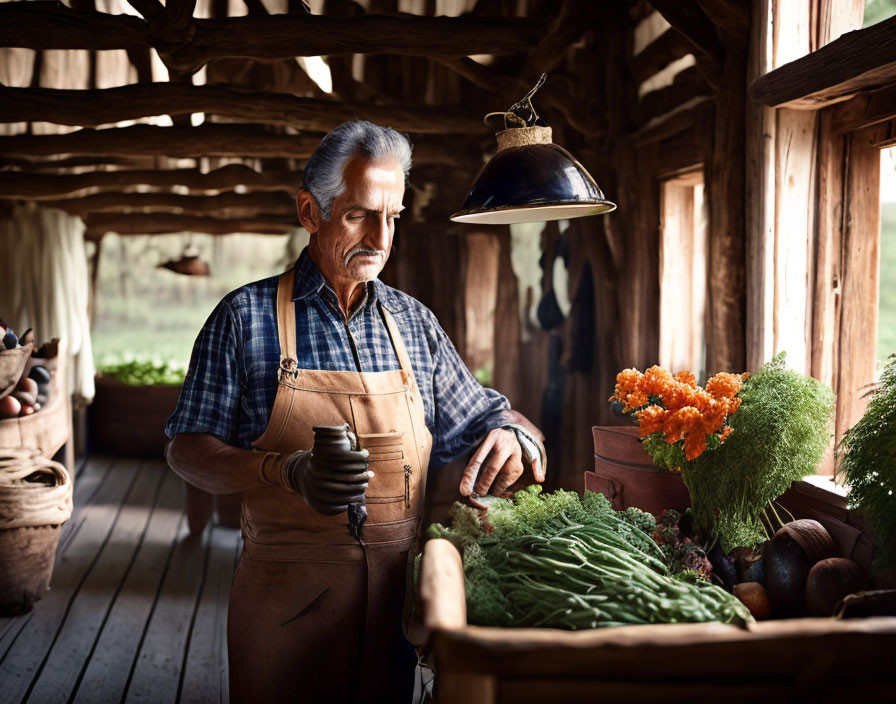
[417,539,896,704]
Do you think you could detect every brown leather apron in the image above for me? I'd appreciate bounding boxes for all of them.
[228,270,433,704]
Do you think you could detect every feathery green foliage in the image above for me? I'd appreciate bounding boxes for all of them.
[426,486,751,630]
[679,353,834,550]
[839,355,896,572]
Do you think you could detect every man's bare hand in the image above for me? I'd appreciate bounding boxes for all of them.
[459,427,524,498]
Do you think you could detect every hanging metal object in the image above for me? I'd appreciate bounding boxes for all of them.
[158,241,211,276]
[450,74,616,225]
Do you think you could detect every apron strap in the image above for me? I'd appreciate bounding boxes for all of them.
[276,268,298,368]
[379,305,415,380]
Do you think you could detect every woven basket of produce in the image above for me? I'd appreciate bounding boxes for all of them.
[0,343,34,400]
[0,350,68,458]
[0,449,73,615]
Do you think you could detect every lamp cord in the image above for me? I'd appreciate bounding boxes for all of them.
[484,72,548,129]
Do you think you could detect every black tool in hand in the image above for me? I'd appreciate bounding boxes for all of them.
[311,425,368,539]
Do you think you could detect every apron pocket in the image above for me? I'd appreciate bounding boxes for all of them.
[358,432,413,518]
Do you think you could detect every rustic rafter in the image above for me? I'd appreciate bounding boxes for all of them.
[83,211,295,238]
[0,2,543,75]
[19,190,295,217]
[0,83,483,134]
[631,28,694,86]
[636,65,712,126]
[0,165,299,199]
[0,124,477,166]
[648,0,723,90]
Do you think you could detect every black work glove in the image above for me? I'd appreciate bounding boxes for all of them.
[282,425,371,516]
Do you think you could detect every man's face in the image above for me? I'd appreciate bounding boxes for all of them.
[310,155,405,285]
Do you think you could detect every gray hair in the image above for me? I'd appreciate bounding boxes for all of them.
[302,120,413,220]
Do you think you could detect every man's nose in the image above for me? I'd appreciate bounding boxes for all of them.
[366,214,391,250]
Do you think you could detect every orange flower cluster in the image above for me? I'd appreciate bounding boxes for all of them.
[611,366,749,462]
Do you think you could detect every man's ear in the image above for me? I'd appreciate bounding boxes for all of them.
[297,189,321,233]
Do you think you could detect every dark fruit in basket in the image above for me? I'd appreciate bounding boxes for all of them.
[20,328,34,346]
[730,546,765,583]
[12,390,37,407]
[0,394,22,417]
[805,558,866,616]
[2,330,18,349]
[733,582,772,620]
[765,531,811,617]
[780,519,837,564]
[28,365,51,385]
[708,541,737,591]
[15,377,38,397]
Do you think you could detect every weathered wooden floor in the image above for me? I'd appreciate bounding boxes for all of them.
[0,455,240,704]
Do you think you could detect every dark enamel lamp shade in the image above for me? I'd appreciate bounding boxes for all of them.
[450,126,616,225]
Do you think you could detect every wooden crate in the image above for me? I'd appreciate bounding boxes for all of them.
[418,539,896,704]
[89,376,181,456]
[0,353,69,459]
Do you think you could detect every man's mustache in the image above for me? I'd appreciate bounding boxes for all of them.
[344,248,386,266]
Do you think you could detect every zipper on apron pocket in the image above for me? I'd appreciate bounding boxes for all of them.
[404,465,411,508]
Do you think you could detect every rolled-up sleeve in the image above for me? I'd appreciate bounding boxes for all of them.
[428,319,510,467]
[165,297,245,445]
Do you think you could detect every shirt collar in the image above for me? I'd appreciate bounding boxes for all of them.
[290,248,408,315]
[292,248,380,316]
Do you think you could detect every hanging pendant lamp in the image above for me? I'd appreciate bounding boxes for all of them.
[450,74,616,225]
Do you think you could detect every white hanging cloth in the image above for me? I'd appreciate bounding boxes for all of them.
[0,204,96,402]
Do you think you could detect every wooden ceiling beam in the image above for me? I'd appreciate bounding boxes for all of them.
[0,124,478,166]
[0,2,542,75]
[26,189,295,216]
[750,15,896,109]
[0,165,299,199]
[631,28,693,86]
[0,83,482,134]
[0,124,321,159]
[84,211,295,238]
[648,0,723,90]
[1,156,151,171]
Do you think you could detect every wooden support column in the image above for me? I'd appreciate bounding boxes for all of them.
[703,2,748,374]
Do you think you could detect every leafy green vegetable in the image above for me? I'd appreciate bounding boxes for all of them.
[658,353,834,550]
[838,354,896,572]
[427,486,751,630]
[98,358,186,386]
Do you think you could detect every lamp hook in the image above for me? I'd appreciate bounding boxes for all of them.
[484,72,548,130]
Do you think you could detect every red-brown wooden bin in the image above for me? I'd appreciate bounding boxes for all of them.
[417,538,896,704]
[587,425,690,516]
[89,375,181,457]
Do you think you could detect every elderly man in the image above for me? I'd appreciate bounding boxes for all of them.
[165,120,545,704]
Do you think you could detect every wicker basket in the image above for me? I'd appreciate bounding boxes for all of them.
[0,352,68,459]
[0,343,34,399]
[0,450,73,615]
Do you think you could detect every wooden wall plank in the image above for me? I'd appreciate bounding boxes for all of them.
[772,108,817,375]
[834,125,881,445]
[0,458,141,704]
[25,461,164,704]
[745,0,776,373]
[71,467,187,704]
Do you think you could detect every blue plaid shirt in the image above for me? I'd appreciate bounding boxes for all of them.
[165,249,510,467]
